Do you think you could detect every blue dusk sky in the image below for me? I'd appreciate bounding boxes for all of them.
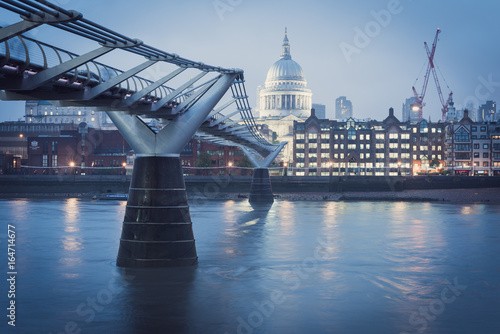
[0,0,499,122]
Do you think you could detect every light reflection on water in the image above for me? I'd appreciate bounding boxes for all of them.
[0,198,499,333]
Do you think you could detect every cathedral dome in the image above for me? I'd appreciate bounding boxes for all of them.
[264,28,306,83]
[266,58,305,82]
[256,28,312,119]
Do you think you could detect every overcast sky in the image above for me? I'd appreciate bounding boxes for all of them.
[1,0,499,122]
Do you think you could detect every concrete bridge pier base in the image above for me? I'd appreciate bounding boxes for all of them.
[116,156,197,267]
[249,168,274,203]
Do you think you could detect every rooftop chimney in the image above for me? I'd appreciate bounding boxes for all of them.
[389,107,394,117]
[463,109,469,119]
[311,108,316,118]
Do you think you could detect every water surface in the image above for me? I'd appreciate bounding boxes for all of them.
[1,198,499,333]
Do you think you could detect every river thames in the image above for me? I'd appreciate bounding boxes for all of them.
[1,198,499,333]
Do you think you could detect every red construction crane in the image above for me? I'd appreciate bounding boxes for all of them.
[411,28,453,122]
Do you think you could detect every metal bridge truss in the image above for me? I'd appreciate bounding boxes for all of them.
[0,0,282,159]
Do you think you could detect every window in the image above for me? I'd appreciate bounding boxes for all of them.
[413,128,417,133]
[321,153,329,158]
[340,134,345,140]
[321,134,329,139]
[42,155,48,167]
[376,134,385,140]
[432,128,436,133]
[366,144,371,150]
[389,143,398,149]
[366,135,370,140]
[296,134,305,140]
[483,144,489,149]
[296,153,305,158]
[348,144,356,150]
[360,144,364,150]
[483,161,489,167]
[360,153,364,159]
[296,144,305,149]
[389,153,398,158]
[474,143,480,149]
[309,153,317,158]
[51,155,58,167]
[340,153,344,159]
[389,133,398,139]
[360,134,365,140]
[348,127,356,140]
[334,154,338,159]
[308,133,317,140]
[334,144,339,149]
[340,144,344,149]
[420,121,428,133]
[480,126,486,132]
[376,153,385,159]
[334,134,339,140]
[321,143,329,149]
[309,143,317,149]
[483,152,489,158]
[471,126,477,132]
[376,143,385,149]
[365,153,371,159]
[474,152,480,158]
[455,144,470,151]
[455,128,470,142]
[401,133,410,140]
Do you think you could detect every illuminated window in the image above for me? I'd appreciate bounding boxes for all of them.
[348,127,356,140]
[420,121,428,133]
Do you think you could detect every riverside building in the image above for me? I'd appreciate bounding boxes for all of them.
[292,108,446,176]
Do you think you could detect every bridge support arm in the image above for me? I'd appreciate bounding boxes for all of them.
[112,73,237,267]
[241,142,287,203]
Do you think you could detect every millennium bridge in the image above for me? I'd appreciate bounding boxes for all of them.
[0,0,286,267]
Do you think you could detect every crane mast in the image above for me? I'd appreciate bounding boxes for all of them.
[411,28,452,122]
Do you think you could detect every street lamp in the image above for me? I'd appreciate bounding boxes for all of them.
[283,162,288,176]
[228,161,233,176]
[397,161,402,176]
[328,161,333,177]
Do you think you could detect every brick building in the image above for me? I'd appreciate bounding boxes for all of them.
[292,108,446,176]
[445,110,500,176]
[27,123,131,175]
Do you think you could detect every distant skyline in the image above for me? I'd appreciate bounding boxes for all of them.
[1,0,499,122]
